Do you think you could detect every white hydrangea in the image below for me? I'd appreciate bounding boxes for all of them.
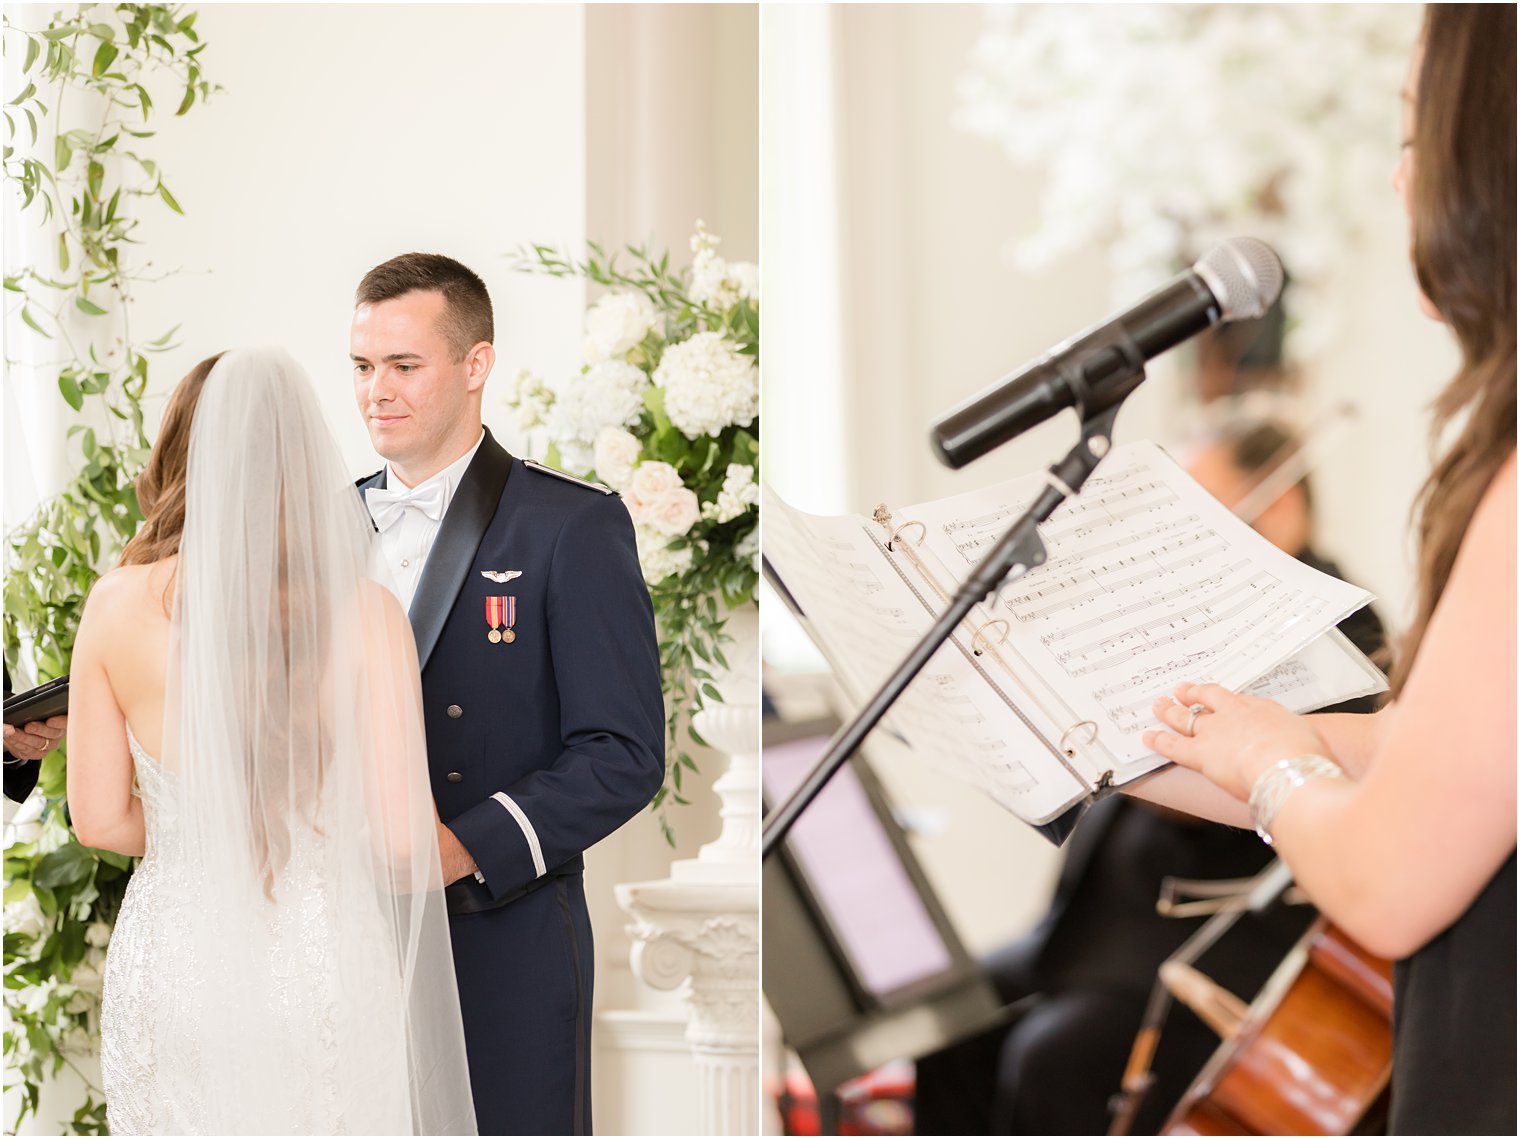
[85,920,112,949]
[632,522,695,585]
[593,426,643,491]
[501,368,556,433]
[546,360,649,453]
[653,332,757,440]
[584,290,660,362]
[701,463,760,524]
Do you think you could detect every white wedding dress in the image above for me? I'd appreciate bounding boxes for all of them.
[100,727,402,1135]
[93,350,475,1136]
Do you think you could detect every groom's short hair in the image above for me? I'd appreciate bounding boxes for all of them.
[356,253,494,360]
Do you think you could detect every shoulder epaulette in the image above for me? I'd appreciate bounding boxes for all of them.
[522,458,618,496]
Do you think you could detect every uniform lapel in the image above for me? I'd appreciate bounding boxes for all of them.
[408,429,514,671]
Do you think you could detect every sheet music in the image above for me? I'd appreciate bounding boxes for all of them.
[901,441,1385,779]
[764,487,1090,823]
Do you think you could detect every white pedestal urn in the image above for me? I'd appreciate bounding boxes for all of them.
[616,603,760,1136]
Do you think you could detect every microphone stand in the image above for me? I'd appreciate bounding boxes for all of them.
[762,395,1132,860]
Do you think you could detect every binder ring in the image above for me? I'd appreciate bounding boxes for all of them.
[971,619,1010,656]
[888,520,926,551]
[1059,720,1099,757]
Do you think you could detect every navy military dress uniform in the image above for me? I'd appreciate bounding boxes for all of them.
[358,428,665,1136]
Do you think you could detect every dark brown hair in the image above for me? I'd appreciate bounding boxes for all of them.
[354,252,494,359]
[1393,4,1517,696]
[119,352,225,572]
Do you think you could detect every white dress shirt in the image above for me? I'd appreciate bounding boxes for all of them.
[370,432,485,611]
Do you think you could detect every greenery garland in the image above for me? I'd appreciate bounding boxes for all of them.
[2,5,214,1132]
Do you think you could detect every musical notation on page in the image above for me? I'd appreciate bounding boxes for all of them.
[899,441,1379,768]
[762,441,1385,830]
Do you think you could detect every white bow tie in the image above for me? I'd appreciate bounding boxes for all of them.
[366,480,447,531]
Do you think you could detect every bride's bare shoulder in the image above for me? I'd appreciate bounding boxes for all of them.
[82,560,176,628]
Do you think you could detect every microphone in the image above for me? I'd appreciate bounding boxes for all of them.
[930,237,1284,469]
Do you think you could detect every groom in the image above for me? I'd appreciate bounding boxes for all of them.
[351,253,665,1136]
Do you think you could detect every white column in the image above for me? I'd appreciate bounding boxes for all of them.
[616,604,761,1135]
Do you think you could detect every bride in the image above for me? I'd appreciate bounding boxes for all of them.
[63,349,476,1135]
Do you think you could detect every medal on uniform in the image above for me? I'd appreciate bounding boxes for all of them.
[485,595,517,644]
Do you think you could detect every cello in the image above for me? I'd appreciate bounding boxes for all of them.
[1109,861,1394,1136]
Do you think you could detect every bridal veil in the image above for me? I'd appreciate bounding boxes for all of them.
[158,349,475,1134]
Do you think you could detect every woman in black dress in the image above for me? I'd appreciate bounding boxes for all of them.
[1134,6,1516,1133]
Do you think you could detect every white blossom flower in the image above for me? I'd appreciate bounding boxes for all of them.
[730,261,759,302]
[85,921,112,949]
[553,439,596,478]
[584,291,660,361]
[65,988,94,1015]
[653,332,758,440]
[6,894,47,940]
[701,463,760,524]
[21,978,54,1015]
[6,817,42,846]
[955,4,1418,363]
[547,360,649,452]
[632,522,695,585]
[501,368,556,433]
[735,526,759,574]
[624,461,701,537]
[60,1025,92,1054]
[647,487,702,538]
[626,460,684,505]
[593,426,644,491]
[70,959,103,996]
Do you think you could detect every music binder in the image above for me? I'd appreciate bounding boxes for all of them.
[764,440,1386,835]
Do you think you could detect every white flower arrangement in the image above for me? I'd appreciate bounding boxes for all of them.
[653,331,758,441]
[956,4,1419,360]
[510,225,760,841]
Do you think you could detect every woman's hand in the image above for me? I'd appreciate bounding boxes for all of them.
[1142,682,1334,801]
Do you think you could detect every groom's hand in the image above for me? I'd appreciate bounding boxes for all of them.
[436,821,480,886]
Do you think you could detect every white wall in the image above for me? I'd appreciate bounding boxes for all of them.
[126,4,589,474]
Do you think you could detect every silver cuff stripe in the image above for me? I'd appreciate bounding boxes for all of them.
[490,792,546,879]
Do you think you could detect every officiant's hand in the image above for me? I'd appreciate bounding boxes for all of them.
[1143,682,1332,801]
[3,715,66,763]
[436,821,481,886]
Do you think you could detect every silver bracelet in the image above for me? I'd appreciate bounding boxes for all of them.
[1248,754,1346,845]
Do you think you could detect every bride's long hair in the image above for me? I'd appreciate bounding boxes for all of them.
[118,352,222,575]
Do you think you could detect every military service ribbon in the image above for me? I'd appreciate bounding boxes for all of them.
[485,596,516,644]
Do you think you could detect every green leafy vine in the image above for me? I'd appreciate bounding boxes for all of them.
[2,5,214,1132]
